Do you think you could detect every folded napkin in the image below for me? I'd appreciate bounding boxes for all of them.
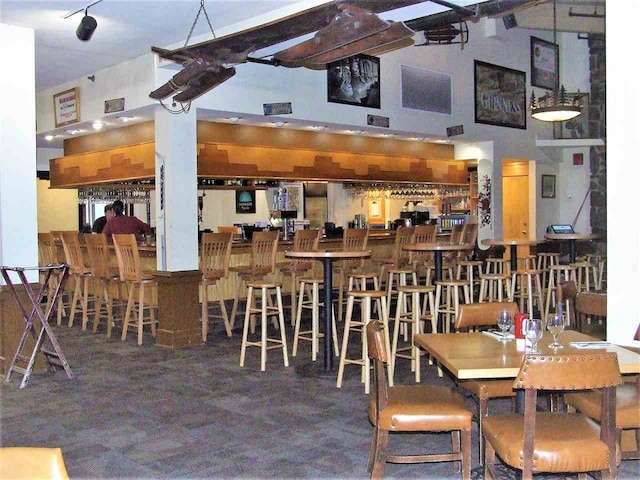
[482,330,514,340]
[569,341,611,349]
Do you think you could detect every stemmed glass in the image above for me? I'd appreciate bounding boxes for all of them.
[496,309,513,339]
[523,318,544,353]
[547,313,565,349]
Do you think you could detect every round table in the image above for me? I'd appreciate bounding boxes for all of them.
[544,234,600,264]
[403,242,472,332]
[482,238,545,271]
[284,249,370,373]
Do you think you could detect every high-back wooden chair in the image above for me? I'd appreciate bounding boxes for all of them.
[377,226,415,282]
[278,228,321,323]
[450,223,465,243]
[483,353,622,480]
[366,321,472,479]
[576,290,606,337]
[38,232,63,316]
[409,224,437,284]
[60,232,93,330]
[336,228,369,323]
[85,234,124,337]
[453,301,519,463]
[112,234,157,345]
[229,230,279,330]
[201,232,233,340]
[217,225,240,239]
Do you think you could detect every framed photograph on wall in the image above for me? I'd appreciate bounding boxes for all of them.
[541,175,556,199]
[474,61,526,129]
[53,87,80,127]
[531,36,558,91]
[327,54,380,108]
[236,190,256,214]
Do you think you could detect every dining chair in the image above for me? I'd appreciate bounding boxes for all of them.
[0,447,70,480]
[60,232,94,330]
[366,321,472,479]
[201,231,233,340]
[454,301,519,464]
[112,234,158,345]
[576,290,606,337]
[483,353,622,480]
[555,279,578,328]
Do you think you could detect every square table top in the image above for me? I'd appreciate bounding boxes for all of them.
[414,330,640,380]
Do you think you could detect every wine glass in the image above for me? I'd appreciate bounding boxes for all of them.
[496,309,513,338]
[547,313,565,349]
[523,318,544,353]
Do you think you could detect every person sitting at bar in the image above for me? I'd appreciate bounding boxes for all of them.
[102,200,152,237]
[92,204,114,233]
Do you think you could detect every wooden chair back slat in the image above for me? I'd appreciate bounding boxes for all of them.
[393,226,415,266]
[85,234,113,278]
[460,223,478,246]
[409,225,436,264]
[38,233,57,266]
[250,231,279,274]
[450,223,465,243]
[201,232,233,280]
[342,228,369,269]
[291,228,321,272]
[60,232,86,274]
[112,234,142,282]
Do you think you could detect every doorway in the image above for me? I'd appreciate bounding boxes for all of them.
[502,160,534,260]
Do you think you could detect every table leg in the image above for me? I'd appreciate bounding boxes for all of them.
[569,240,577,264]
[322,258,334,371]
[510,245,518,272]
[434,251,443,333]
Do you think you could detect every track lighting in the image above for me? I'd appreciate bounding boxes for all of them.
[76,10,97,41]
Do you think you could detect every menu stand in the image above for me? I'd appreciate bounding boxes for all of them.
[0,264,74,389]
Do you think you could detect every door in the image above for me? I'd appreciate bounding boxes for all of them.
[502,160,531,262]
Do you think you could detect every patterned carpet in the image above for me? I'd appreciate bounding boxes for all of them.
[1,301,638,480]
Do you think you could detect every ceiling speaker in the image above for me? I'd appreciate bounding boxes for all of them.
[76,14,97,41]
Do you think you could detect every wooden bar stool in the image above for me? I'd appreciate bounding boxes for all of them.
[510,259,544,318]
[536,252,560,295]
[335,228,369,323]
[347,270,383,318]
[112,234,157,345]
[337,289,390,394]
[571,257,598,292]
[60,232,95,331]
[239,280,289,371]
[434,279,471,333]
[456,260,483,302]
[544,264,577,319]
[277,228,321,325]
[200,232,233,341]
[292,275,338,361]
[390,284,435,384]
[376,226,414,292]
[409,225,437,286]
[85,233,126,337]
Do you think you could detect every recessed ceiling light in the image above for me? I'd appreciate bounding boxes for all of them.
[66,129,81,135]
[349,130,363,135]
[275,121,288,128]
[44,134,55,141]
[310,125,327,131]
[227,117,241,122]
[92,121,105,130]
[116,116,135,122]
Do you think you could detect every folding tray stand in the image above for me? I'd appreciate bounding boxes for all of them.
[1,264,74,388]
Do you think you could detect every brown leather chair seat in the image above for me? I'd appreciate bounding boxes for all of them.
[565,383,640,430]
[483,413,611,473]
[370,385,471,432]
[457,379,515,400]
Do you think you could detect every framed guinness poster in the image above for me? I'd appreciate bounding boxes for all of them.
[474,61,526,129]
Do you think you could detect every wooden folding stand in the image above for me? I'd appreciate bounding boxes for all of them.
[0,264,74,388]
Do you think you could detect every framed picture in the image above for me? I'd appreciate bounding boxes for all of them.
[531,36,558,91]
[327,54,380,108]
[236,190,256,214]
[541,175,556,199]
[474,61,526,129]
[368,199,385,224]
[401,65,452,115]
[553,93,590,139]
[53,87,80,127]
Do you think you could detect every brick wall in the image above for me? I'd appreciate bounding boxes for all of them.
[588,34,606,243]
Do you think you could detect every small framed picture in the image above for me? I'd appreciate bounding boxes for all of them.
[236,190,256,214]
[531,36,558,91]
[53,87,80,127]
[327,54,380,108]
[541,175,556,199]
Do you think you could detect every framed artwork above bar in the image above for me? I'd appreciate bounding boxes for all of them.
[53,87,80,127]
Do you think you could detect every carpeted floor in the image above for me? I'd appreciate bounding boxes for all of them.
[1,300,638,480]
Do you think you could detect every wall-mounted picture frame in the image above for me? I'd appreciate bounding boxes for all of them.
[401,65,452,115]
[531,36,558,91]
[327,54,380,108]
[541,174,556,198]
[53,87,80,127]
[236,190,256,214]
[474,60,526,130]
[368,199,385,224]
[553,93,590,139]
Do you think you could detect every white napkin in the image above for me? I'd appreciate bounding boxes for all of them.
[569,341,611,349]
[482,330,515,340]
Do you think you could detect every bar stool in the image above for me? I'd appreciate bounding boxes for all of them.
[229,231,279,331]
[571,257,598,292]
[544,264,577,319]
[336,289,390,393]
[335,228,369,323]
[38,233,66,320]
[292,275,339,361]
[510,266,544,318]
[478,272,512,304]
[434,279,471,333]
[376,226,414,291]
[456,260,483,302]
[239,280,289,371]
[390,284,435,383]
[85,233,126,337]
[347,270,383,315]
[200,232,233,341]
[277,228,321,325]
[586,254,606,290]
[536,252,560,294]
[112,234,158,346]
[409,224,437,286]
[60,232,95,331]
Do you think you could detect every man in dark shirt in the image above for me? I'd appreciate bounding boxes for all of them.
[102,200,152,236]
[92,204,114,233]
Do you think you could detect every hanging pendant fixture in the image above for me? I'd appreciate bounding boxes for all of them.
[530,0,582,122]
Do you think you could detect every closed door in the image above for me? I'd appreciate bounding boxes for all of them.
[503,174,529,243]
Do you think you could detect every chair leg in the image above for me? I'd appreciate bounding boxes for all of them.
[81,275,90,330]
[290,272,297,326]
[275,286,289,367]
[93,279,104,333]
[122,282,135,341]
[484,439,496,480]
[367,426,379,475]
[201,283,209,342]
[370,427,388,480]
[239,286,254,368]
[478,396,488,464]
[461,429,471,480]
[336,295,355,389]
[229,275,244,331]
[105,281,114,338]
[217,280,232,337]
[292,281,305,357]
[138,282,145,345]
[451,431,461,473]
[68,276,81,327]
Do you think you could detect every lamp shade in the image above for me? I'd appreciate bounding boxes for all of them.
[531,105,581,122]
[76,14,97,41]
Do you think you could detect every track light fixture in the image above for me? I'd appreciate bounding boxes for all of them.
[76,10,97,41]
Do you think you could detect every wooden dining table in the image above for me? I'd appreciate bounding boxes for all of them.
[544,233,600,264]
[414,329,640,411]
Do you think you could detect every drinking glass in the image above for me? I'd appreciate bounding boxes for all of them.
[547,313,565,349]
[523,318,544,353]
[496,309,513,338]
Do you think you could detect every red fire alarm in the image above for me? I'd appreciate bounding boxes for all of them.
[573,153,584,165]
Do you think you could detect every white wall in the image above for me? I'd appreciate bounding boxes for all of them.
[557,147,591,233]
[200,190,271,230]
[36,147,62,171]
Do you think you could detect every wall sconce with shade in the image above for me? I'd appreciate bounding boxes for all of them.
[529,0,582,123]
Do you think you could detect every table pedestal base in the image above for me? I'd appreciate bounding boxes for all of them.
[294,360,336,379]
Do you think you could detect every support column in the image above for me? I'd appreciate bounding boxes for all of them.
[153,108,201,348]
